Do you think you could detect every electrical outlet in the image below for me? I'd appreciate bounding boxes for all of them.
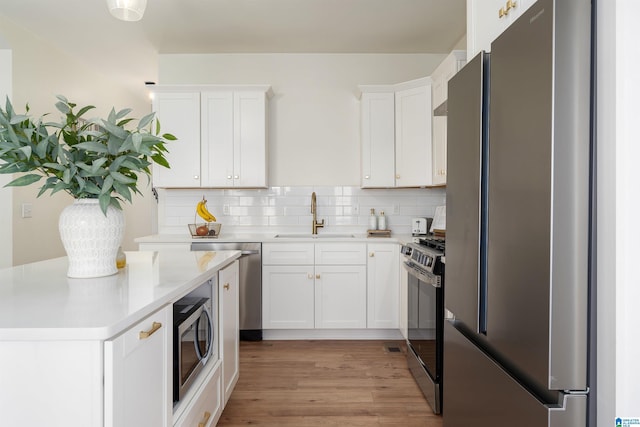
[353,204,360,215]
[223,204,230,215]
[21,203,33,218]
[393,202,400,215]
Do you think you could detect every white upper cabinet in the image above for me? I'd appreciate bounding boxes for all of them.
[152,92,202,187]
[467,0,537,60]
[395,84,433,187]
[431,51,467,186]
[360,92,396,188]
[203,91,268,188]
[360,92,396,187]
[151,85,270,189]
[359,77,433,188]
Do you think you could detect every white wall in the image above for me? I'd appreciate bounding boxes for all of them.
[0,40,12,269]
[158,53,446,186]
[0,16,157,265]
[597,0,640,424]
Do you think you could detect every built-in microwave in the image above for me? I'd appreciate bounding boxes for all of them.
[173,280,218,403]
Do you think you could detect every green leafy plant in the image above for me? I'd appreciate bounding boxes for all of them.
[0,95,175,214]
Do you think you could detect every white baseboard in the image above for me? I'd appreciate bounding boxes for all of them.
[262,329,403,340]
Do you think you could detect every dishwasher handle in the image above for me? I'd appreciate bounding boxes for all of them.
[240,250,260,256]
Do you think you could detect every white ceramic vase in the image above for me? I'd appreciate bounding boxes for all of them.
[58,199,125,278]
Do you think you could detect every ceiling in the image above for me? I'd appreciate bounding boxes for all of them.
[0,0,466,91]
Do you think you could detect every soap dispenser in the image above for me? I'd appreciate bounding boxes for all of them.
[369,208,378,230]
[378,211,387,230]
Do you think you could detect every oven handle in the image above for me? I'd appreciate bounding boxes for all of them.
[403,261,441,288]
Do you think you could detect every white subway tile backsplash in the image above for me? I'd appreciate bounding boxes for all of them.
[157,186,445,235]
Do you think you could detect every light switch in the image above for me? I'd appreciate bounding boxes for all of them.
[21,203,33,218]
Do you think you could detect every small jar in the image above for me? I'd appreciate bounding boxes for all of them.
[378,211,387,230]
[116,246,127,269]
[369,208,378,230]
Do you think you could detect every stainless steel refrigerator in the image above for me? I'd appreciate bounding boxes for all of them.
[444,0,594,425]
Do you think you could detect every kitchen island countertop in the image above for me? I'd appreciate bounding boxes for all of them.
[0,250,241,341]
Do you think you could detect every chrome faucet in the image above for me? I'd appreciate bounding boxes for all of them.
[311,191,325,235]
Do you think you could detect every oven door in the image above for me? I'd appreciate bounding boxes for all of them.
[405,262,443,383]
[175,299,213,401]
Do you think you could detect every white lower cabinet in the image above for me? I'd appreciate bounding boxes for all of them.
[315,265,367,329]
[263,242,401,331]
[263,243,367,329]
[105,306,171,427]
[175,261,240,427]
[219,260,240,404]
[263,265,315,329]
[366,243,400,329]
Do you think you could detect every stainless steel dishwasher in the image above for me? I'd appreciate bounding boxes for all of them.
[190,242,262,341]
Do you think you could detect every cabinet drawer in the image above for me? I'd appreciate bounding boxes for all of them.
[263,243,314,265]
[174,365,222,427]
[315,243,366,265]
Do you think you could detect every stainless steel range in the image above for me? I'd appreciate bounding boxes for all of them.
[402,237,445,414]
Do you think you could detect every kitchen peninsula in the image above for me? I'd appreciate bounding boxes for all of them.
[0,249,241,427]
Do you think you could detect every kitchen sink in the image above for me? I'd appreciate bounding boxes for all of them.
[274,233,355,239]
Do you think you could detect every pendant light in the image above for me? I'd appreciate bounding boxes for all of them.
[107,0,147,22]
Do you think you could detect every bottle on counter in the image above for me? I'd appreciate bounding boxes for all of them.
[369,208,378,230]
[378,211,387,230]
[116,246,127,269]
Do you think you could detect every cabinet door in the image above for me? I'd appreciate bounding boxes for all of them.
[104,305,171,427]
[219,260,239,405]
[152,92,201,188]
[431,52,466,187]
[263,265,315,329]
[432,116,448,186]
[367,244,400,329]
[203,91,267,188]
[315,265,367,329]
[360,92,396,188]
[467,0,537,60]
[395,85,433,187]
[202,91,234,187]
[234,91,267,188]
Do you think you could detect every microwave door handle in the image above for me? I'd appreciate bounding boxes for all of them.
[194,308,213,361]
[194,309,204,360]
[202,308,213,359]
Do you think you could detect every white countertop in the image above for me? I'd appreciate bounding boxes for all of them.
[0,250,241,341]
[135,232,414,245]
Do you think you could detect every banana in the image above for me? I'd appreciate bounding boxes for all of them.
[196,198,217,222]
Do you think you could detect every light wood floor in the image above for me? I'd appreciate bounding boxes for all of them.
[218,340,443,427]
